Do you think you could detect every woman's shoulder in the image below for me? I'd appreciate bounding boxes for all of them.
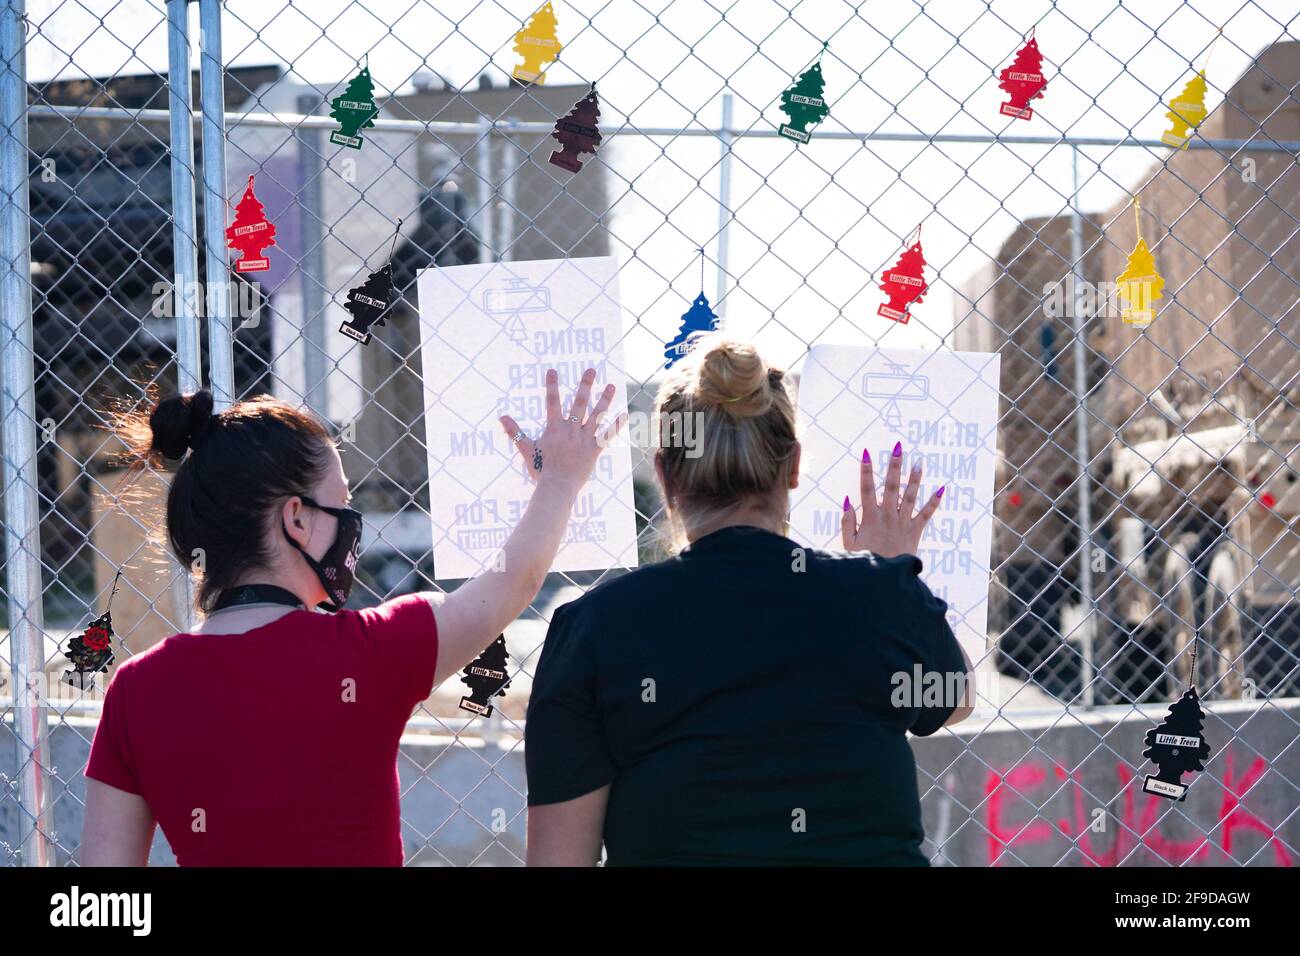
[818,549,947,618]
[805,547,925,582]
[554,545,929,622]
[103,627,205,691]
[558,560,684,611]
[348,592,435,630]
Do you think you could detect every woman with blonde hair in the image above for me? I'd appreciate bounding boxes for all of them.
[525,336,973,866]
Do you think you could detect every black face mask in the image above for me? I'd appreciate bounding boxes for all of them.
[284,495,363,612]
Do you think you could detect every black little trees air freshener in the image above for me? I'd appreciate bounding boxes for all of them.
[339,221,401,345]
[459,634,511,717]
[62,572,121,689]
[1142,685,1212,801]
[340,264,394,345]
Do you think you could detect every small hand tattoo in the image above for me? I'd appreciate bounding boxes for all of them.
[533,448,543,472]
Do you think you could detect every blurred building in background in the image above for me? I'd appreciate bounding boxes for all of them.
[956,39,1300,703]
[955,214,1108,701]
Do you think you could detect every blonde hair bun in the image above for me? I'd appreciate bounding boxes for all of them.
[690,336,774,419]
[655,334,798,549]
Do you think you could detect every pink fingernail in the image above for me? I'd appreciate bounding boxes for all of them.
[843,496,852,512]
[862,448,871,465]
[936,486,945,499]
[892,441,902,457]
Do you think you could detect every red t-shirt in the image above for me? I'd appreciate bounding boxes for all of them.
[85,593,437,866]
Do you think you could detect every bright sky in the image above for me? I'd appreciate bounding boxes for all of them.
[23,0,1298,378]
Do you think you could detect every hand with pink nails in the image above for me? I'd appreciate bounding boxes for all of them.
[841,441,945,559]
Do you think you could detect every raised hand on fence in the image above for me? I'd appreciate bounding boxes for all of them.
[498,367,624,492]
[429,368,626,688]
[841,442,944,560]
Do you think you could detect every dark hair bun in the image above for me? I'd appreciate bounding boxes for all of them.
[149,390,216,460]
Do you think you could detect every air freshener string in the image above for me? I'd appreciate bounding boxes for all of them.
[106,568,123,611]
[389,219,403,261]
[1202,26,1223,75]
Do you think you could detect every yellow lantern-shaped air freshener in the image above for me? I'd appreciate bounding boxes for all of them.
[1161,70,1208,149]
[512,3,562,85]
[1116,199,1165,329]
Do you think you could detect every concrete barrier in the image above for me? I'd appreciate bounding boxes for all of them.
[3,698,1296,866]
[917,699,1299,867]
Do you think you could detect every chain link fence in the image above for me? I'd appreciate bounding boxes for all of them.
[1,0,1297,866]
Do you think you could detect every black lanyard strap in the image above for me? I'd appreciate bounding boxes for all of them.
[211,584,306,612]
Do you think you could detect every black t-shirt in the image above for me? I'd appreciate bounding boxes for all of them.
[525,525,968,866]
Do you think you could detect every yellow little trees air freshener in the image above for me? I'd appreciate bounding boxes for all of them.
[1161,70,1208,149]
[1116,199,1165,329]
[512,2,562,84]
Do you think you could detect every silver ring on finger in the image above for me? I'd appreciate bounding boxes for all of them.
[569,416,581,423]
[512,432,526,443]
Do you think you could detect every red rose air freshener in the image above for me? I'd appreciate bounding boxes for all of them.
[62,571,122,689]
[226,175,277,273]
[877,225,928,324]
[998,28,1048,121]
[459,633,512,717]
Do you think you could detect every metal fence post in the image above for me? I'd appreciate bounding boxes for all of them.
[475,115,494,263]
[166,0,199,629]
[500,118,519,262]
[167,0,203,393]
[1,0,51,867]
[295,94,329,422]
[1069,146,1097,709]
[198,0,233,412]
[715,93,734,318]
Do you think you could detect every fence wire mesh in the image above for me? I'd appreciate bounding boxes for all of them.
[1,0,1298,866]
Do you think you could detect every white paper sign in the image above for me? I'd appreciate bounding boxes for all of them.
[788,345,1001,660]
[417,257,639,579]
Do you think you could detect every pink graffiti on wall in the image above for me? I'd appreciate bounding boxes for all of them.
[983,748,1293,866]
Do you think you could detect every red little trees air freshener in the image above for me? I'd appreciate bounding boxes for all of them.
[877,227,928,324]
[226,175,277,273]
[998,30,1048,121]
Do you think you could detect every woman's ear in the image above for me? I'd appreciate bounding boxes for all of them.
[281,496,311,549]
[789,441,802,489]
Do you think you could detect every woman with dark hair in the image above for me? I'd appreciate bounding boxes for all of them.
[81,369,620,866]
[524,337,974,866]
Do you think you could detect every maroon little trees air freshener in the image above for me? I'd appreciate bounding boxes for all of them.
[549,84,602,174]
